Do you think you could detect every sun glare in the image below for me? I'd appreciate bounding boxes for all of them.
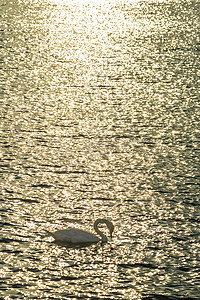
[49,0,110,4]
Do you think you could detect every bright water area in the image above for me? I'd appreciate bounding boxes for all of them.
[1,0,200,299]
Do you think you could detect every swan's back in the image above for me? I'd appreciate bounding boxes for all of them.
[51,228,100,243]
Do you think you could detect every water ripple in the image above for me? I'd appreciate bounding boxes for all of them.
[1,0,199,299]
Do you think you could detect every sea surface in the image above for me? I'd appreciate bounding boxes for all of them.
[1,0,200,299]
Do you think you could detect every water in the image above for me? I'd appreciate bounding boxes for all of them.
[1,0,200,299]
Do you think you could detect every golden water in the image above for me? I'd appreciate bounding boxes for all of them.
[1,0,199,299]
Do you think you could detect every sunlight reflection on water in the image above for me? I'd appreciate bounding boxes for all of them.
[1,0,200,299]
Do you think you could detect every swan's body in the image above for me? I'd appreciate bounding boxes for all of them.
[46,219,114,244]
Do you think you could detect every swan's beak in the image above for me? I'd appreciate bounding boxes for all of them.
[109,223,114,239]
[110,228,114,239]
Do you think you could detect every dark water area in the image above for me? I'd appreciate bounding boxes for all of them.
[1,0,200,299]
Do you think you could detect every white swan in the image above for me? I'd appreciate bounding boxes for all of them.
[46,219,114,244]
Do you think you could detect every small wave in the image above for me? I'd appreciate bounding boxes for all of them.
[54,170,88,174]
[0,221,16,227]
[0,237,16,243]
[11,283,28,289]
[1,249,21,254]
[32,184,53,188]
[19,198,39,203]
[60,275,80,281]
[142,295,198,300]
[118,263,161,270]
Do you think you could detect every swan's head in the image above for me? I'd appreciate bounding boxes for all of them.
[108,222,114,238]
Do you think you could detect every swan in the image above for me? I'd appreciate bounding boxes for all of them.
[46,219,114,244]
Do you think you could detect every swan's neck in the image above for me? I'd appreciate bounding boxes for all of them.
[94,220,108,242]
